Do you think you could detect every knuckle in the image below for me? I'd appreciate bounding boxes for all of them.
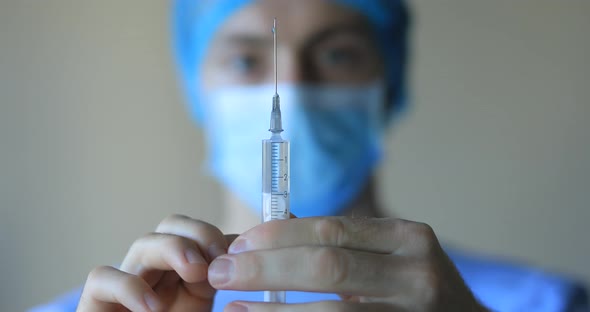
[315,218,346,246]
[87,266,143,289]
[130,232,189,256]
[120,273,142,292]
[127,233,157,254]
[157,214,222,241]
[158,213,190,227]
[310,247,349,287]
[86,265,112,284]
[122,232,193,274]
[162,233,191,250]
[407,221,434,237]
[416,222,436,240]
[406,221,438,252]
[190,220,221,237]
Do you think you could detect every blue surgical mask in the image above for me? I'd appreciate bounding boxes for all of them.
[201,82,386,217]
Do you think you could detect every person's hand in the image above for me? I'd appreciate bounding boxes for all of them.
[210,217,488,312]
[77,214,236,312]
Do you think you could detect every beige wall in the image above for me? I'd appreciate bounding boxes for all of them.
[0,0,588,311]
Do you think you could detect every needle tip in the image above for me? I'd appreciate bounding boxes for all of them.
[272,18,276,33]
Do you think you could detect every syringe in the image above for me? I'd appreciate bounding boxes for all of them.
[261,18,290,303]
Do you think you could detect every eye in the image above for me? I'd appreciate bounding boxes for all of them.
[310,33,381,83]
[229,54,261,75]
[320,48,361,67]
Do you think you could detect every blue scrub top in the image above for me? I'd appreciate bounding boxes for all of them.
[30,248,588,312]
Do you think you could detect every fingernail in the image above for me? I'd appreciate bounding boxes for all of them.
[185,248,205,264]
[225,302,248,312]
[208,258,234,285]
[228,238,249,254]
[144,293,161,312]
[208,242,226,260]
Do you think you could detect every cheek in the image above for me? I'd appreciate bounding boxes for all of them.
[199,58,221,93]
[199,54,271,91]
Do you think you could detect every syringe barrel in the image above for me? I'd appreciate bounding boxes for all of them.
[262,135,290,303]
[261,135,290,222]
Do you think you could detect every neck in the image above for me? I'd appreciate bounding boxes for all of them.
[341,177,383,218]
[220,177,382,234]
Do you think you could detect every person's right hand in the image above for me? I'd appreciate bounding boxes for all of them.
[76,214,236,312]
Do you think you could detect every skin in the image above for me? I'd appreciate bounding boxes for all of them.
[77,1,488,311]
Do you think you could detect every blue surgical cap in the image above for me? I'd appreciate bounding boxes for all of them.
[172,0,410,123]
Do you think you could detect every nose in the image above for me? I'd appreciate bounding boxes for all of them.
[277,50,316,84]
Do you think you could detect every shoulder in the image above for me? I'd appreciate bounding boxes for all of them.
[28,287,82,312]
[446,247,589,312]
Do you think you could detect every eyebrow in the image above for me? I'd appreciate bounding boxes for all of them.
[216,22,373,49]
[218,35,272,47]
[303,22,374,50]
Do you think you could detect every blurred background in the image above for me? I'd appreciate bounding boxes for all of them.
[0,0,589,311]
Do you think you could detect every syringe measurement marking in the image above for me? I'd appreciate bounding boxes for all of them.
[270,142,287,218]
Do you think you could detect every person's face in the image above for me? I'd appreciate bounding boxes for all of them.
[201,0,383,91]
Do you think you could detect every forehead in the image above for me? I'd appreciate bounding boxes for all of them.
[214,0,370,43]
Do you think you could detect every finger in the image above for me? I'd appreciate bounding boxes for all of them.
[209,246,405,296]
[77,266,163,312]
[156,214,234,261]
[120,233,208,284]
[223,301,398,312]
[155,216,238,299]
[228,217,435,255]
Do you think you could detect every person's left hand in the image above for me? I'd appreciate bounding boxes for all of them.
[207,217,488,312]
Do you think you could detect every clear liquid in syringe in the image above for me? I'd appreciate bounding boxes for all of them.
[262,137,289,222]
